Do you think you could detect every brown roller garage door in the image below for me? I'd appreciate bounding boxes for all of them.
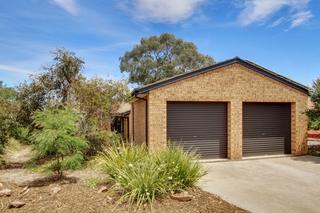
[243,103,291,156]
[167,102,227,159]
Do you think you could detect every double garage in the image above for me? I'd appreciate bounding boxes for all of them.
[167,102,291,159]
[131,58,309,160]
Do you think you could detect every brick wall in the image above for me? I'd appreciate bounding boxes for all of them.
[146,63,308,159]
[132,98,147,145]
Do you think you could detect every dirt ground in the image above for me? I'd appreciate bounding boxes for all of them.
[0,180,248,213]
[0,142,248,212]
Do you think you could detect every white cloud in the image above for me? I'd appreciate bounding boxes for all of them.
[238,0,313,28]
[53,0,79,15]
[289,10,313,29]
[0,64,34,75]
[269,17,286,28]
[119,0,205,23]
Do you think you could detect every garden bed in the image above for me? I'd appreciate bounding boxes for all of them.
[0,181,248,213]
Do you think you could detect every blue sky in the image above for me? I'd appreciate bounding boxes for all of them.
[0,0,319,87]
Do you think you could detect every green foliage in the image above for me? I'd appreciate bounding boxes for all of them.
[99,145,205,205]
[154,146,206,191]
[73,77,130,155]
[120,33,214,85]
[13,127,31,144]
[84,131,122,156]
[16,49,129,156]
[99,146,163,205]
[17,76,52,127]
[0,82,19,152]
[32,108,87,177]
[47,48,84,104]
[16,48,84,127]
[74,78,130,131]
[85,177,105,189]
[307,78,320,129]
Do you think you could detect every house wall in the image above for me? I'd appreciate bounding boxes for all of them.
[132,98,147,145]
[129,110,133,143]
[147,63,308,159]
[123,117,129,142]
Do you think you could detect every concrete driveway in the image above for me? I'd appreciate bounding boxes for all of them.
[198,156,320,213]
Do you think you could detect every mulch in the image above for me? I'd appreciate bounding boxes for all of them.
[0,180,248,213]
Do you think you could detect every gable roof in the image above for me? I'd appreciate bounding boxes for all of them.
[132,57,310,95]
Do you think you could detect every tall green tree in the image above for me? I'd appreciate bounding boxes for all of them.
[17,48,84,127]
[120,33,214,85]
[307,78,320,129]
[46,48,84,104]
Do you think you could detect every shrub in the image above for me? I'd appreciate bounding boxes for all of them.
[307,78,320,130]
[84,131,122,156]
[99,145,205,205]
[154,146,206,191]
[310,119,320,130]
[13,127,31,144]
[0,120,9,154]
[32,108,87,177]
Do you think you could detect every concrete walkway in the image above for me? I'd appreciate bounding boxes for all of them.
[198,156,320,213]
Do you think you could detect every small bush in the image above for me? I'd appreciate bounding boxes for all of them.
[99,145,205,205]
[32,108,87,177]
[85,131,122,156]
[310,119,320,130]
[13,127,31,144]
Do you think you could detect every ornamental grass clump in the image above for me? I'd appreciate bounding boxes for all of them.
[155,146,206,191]
[99,143,206,205]
[99,145,165,205]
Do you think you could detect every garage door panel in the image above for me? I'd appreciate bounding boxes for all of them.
[167,102,227,159]
[243,103,291,156]
[172,140,227,157]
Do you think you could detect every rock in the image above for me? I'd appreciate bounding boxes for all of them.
[98,186,108,193]
[0,182,3,188]
[170,191,193,202]
[8,201,26,208]
[0,188,12,197]
[50,186,61,195]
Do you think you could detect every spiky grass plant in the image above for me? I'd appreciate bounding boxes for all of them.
[154,146,206,191]
[99,144,206,206]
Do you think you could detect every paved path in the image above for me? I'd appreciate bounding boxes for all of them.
[199,156,320,213]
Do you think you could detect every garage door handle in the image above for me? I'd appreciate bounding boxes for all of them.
[193,136,198,138]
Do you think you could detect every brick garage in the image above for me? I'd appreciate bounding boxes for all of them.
[130,58,309,160]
